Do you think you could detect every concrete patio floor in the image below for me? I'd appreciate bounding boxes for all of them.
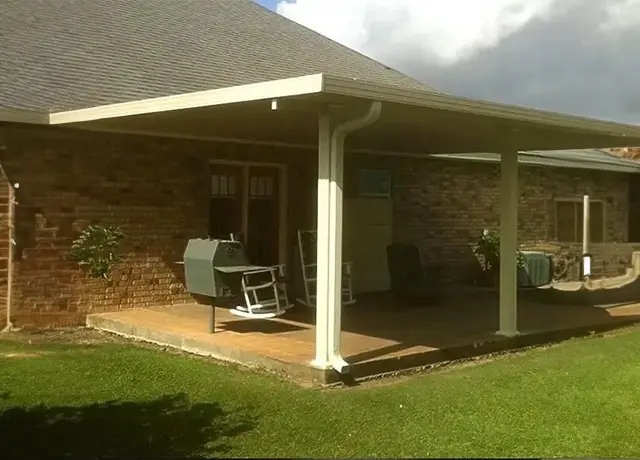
[87,290,640,384]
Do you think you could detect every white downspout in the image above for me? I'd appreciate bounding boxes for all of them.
[326,101,382,373]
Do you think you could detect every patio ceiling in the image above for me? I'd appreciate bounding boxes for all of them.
[7,73,640,154]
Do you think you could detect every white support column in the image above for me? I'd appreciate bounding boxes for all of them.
[312,112,332,369]
[582,194,590,256]
[496,150,519,337]
[581,194,592,280]
[312,102,382,373]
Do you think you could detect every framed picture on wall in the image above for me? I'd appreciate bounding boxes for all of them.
[357,169,391,198]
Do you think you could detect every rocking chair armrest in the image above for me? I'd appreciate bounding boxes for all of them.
[244,279,278,291]
[242,267,278,277]
[241,268,278,290]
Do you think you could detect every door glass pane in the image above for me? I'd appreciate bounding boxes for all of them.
[247,167,279,265]
[209,165,243,238]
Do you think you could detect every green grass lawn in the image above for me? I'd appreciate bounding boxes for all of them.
[2,327,640,458]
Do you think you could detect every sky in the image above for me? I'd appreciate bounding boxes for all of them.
[256,0,640,123]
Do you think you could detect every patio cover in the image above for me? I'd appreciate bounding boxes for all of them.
[4,73,640,153]
[5,73,640,373]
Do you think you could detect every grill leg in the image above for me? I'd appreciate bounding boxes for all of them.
[208,300,215,333]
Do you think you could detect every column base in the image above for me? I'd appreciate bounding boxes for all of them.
[310,358,332,370]
[495,329,520,338]
[310,356,350,373]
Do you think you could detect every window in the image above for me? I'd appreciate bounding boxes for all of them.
[211,174,237,197]
[555,199,605,243]
[357,169,391,198]
[249,175,274,198]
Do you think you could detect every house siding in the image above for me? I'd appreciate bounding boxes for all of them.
[0,123,636,328]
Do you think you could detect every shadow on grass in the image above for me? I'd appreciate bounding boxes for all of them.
[0,393,254,459]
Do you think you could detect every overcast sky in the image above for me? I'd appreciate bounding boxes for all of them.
[258,0,640,123]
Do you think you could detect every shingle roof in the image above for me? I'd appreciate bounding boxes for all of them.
[0,0,438,113]
[432,149,640,174]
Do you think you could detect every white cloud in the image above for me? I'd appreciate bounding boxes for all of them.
[601,0,640,33]
[275,0,640,122]
[277,0,558,65]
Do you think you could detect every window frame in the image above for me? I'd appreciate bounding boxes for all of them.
[553,197,606,243]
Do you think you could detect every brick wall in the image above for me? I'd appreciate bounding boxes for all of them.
[0,124,316,327]
[0,123,634,327]
[381,156,633,282]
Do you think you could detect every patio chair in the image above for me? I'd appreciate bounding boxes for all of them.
[386,242,442,305]
[296,229,356,308]
[227,233,293,319]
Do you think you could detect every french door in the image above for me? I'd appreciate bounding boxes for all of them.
[209,162,285,267]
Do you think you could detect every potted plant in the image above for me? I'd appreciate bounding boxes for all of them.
[472,229,525,287]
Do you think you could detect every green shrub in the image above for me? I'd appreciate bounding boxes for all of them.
[472,229,525,272]
[69,224,126,279]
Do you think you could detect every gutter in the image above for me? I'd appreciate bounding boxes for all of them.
[321,74,640,139]
[326,100,382,374]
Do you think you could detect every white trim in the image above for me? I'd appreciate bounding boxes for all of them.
[48,74,325,124]
[209,159,288,267]
[322,75,640,138]
[553,197,606,244]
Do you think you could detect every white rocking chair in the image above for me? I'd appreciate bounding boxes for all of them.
[296,229,355,308]
[230,265,294,319]
[228,233,293,319]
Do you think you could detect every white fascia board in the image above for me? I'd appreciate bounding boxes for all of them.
[321,75,640,139]
[49,74,326,124]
